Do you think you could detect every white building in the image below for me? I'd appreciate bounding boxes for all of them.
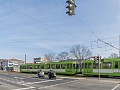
[34,57,47,63]
[0,59,24,72]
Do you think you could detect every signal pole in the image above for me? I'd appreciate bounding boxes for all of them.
[98,55,100,80]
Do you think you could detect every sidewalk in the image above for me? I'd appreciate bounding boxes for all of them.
[0,70,7,73]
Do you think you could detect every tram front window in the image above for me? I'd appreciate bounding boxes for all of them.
[103,62,112,69]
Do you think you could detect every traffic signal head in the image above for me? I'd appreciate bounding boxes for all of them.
[66,0,76,16]
[96,56,99,60]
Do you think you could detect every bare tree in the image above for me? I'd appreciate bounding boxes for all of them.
[57,52,69,60]
[108,53,118,59]
[86,49,92,59]
[44,53,55,62]
[70,44,81,59]
[70,44,92,60]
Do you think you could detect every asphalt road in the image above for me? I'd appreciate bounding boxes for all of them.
[0,72,120,90]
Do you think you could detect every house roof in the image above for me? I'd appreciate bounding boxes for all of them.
[9,59,24,62]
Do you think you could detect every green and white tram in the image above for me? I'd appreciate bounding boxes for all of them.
[83,58,120,76]
[20,61,81,75]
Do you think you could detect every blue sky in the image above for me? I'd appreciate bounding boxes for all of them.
[0,0,120,62]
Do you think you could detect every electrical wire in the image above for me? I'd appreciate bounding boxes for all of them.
[0,1,119,56]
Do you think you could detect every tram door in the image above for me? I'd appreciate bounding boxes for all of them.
[84,63,93,73]
[119,62,120,73]
[113,62,119,73]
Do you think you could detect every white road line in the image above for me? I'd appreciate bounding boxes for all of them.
[22,79,62,85]
[19,78,24,79]
[111,84,120,90]
[38,80,79,89]
[60,77,86,80]
[14,77,19,78]
[12,86,36,90]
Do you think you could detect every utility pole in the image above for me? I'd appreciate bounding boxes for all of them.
[97,55,100,80]
[119,35,120,58]
[0,60,1,70]
[25,54,26,64]
[98,55,101,80]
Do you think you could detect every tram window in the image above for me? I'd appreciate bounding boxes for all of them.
[20,66,21,69]
[67,64,72,69]
[70,64,72,69]
[34,65,37,69]
[41,65,44,69]
[114,62,118,68]
[61,64,66,69]
[88,63,92,68]
[27,66,29,69]
[23,66,26,69]
[81,63,84,69]
[22,66,24,69]
[67,64,71,69]
[39,65,44,69]
[21,66,23,69]
[30,66,32,69]
[51,64,55,69]
[67,64,69,69]
[85,63,87,68]
[93,63,99,69]
[103,62,112,69]
[56,64,60,69]
[47,64,50,69]
[76,64,79,69]
[27,65,31,69]
[73,64,79,69]
[73,64,76,69]
[38,65,40,69]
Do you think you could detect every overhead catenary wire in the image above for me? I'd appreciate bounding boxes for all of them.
[0,3,91,45]
[74,15,120,51]
[0,1,119,57]
[60,0,120,51]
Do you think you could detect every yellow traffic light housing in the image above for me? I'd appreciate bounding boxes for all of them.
[66,0,77,16]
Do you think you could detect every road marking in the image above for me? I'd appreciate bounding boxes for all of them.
[59,77,86,80]
[38,80,79,89]
[111,84,120,90]
[12,86,36,90]
[19,78,24,79]
[22,79,62,85]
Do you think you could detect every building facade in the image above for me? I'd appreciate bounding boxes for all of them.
[0,59,24,72]
[34,57,48,63]
[34,57,41,63]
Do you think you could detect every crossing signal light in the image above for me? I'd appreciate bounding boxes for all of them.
[66,0,77,16]
[96,56,99,60]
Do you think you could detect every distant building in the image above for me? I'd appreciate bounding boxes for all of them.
[10,59,24,72]
[0,59,24,72]
[34,57,48,63]
[34,57,41,63]
[41,58,48,62]
[0,59,8,71]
